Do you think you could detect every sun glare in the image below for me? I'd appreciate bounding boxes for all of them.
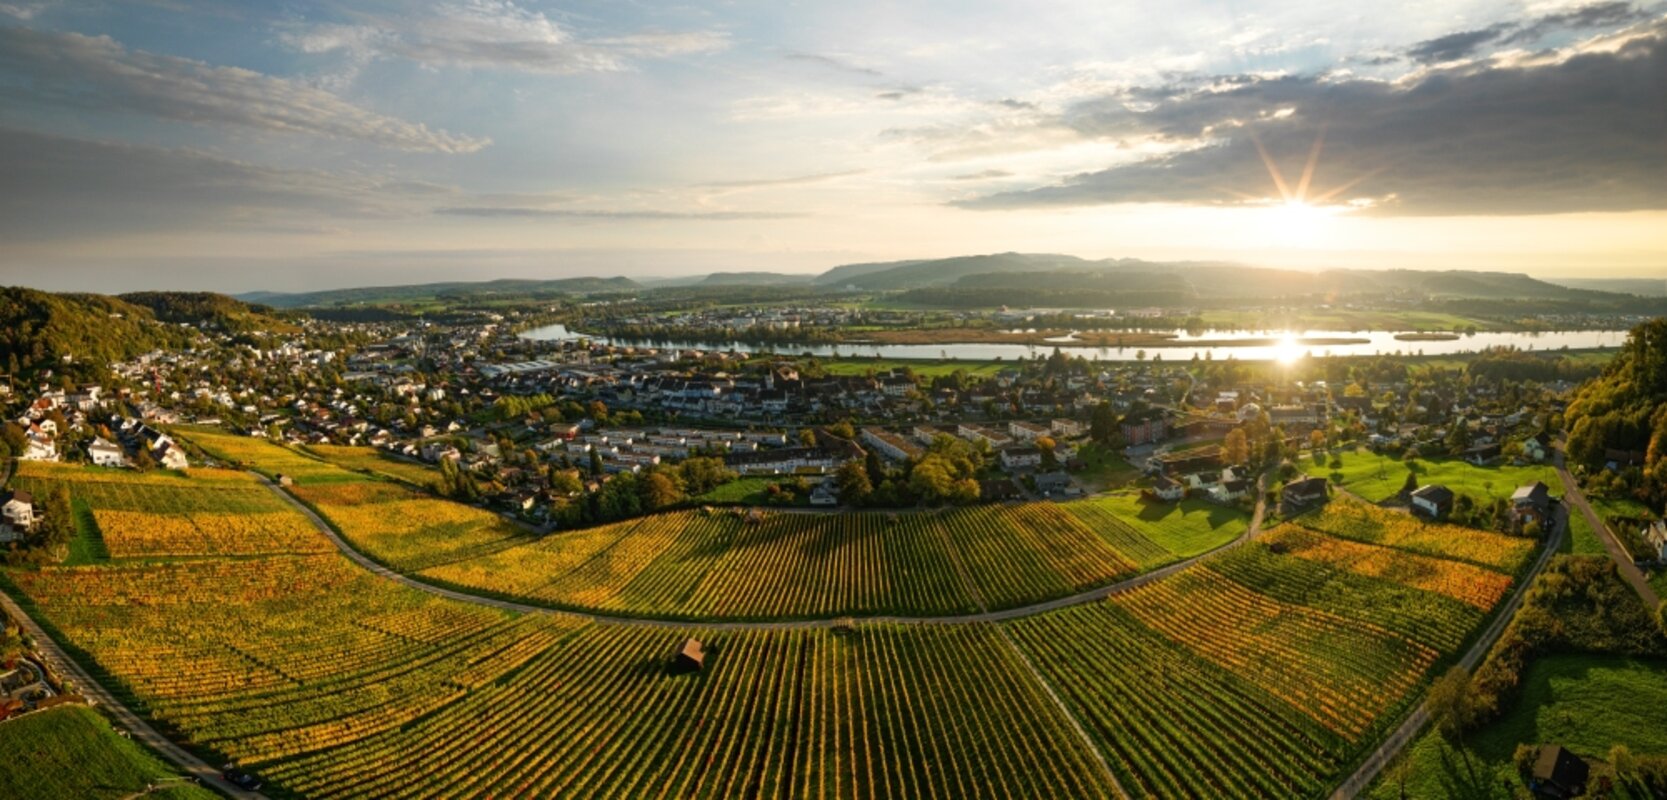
[1269,200,1329,245]
[1274,334,1304,365]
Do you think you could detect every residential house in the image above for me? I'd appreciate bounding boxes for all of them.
[2,491,35,532]
[1410,484,1455,519]
[1510,481,1553,532]
[154,442,189,470]
[1643,520,1667,563]
[1050,418,1084,438]
[87,437,127,468]
[999,445,1043,472]
[1008,421,1050,442]
[1033,471,1077,497]
[1280,476,1329,514]
[1120,409,1168,447]
[1528,745,1588,800]
[1151,474,1185,502]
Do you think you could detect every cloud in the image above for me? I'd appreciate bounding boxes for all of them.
[434,206,801,220]
[694,170,865,190]
[1406,1,1652,62]
[949,169,1014,181]
[0,127,437,241]
[1406,25,1514,64]
[783,52,884,78]
[960,20,1667,216]
[281,1,726,75]
[0,26,487,152]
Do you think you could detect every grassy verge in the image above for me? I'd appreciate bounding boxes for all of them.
[1370,654,1667,800]
[0,705,218,800]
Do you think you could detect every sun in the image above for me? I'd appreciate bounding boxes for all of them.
[1269,199,1330,245]
[1274,334,1304,365]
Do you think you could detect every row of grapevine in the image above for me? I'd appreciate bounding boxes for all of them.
[1294,498,1534,572]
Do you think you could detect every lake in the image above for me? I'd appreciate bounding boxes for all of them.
[521,324,1629,363]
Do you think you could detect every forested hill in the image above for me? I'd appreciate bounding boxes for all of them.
[241,276,639,308]
[119,291,298,334]
[1565,318,1667,504]
[0,287,198,382]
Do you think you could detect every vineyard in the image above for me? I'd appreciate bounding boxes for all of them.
[11,461,331,559]
[1293,497,1536,573]
[174,430,1247,619]
[417,500,1231,619]
[1,449,1538,799]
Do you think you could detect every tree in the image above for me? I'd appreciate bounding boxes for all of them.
[37,485,73,550]
[1036,436,1058,468]
[836,460,873,506]
[828,420,856,440]
[1426,666,1476,766]
[1222,428,1249,465]
[0,624,24,666]
[676,457,734,496]
[909,457,955,504]
[1308,429,1327,453]
[132,445,156,472]
[639,471,684,511]
[1089,401,1117,444]
[1402,470,1420,496]
[1658,599,1667,640]
[799,429,818,447]
[1446,416,1472,454]
[548,468,583,497]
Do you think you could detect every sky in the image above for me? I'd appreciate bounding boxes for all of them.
[0,0,1664,293]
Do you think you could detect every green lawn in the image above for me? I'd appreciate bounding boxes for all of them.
[1067,491,1248,557]
[1314,447,1560,504]
[0,705,219,800]
[1073,442,1140,491]
[813,358,1009,378]
[1371,654,1667,800]
[691,476,777,504]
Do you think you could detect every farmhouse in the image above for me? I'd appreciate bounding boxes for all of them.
[674,638,706,672]
[1510,481,1553,532]
[1410,484,1455,520]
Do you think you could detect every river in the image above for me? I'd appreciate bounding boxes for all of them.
[521,324,1629,363]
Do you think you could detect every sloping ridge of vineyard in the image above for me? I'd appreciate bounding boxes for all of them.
[0,432,1544,799]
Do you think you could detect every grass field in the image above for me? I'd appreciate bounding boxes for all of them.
[813,357,1010,377]
[691,475,776,504]
[1312,447,1561,504]
[1,442,1535,800]
[1369,655,1667,800]
[1073,443,1141,491]
[0,705,218,800]
[303,444,442,490]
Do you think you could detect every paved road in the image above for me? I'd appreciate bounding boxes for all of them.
[260,475,1266,630]
[1554,460,1661,609]
[0,591,265,799]
[1330,504,1568,799]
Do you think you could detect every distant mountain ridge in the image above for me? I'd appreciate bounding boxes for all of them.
[232,253,1660,309]
[241,276,639,308]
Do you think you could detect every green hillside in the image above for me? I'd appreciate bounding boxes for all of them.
[0,287,196,381]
